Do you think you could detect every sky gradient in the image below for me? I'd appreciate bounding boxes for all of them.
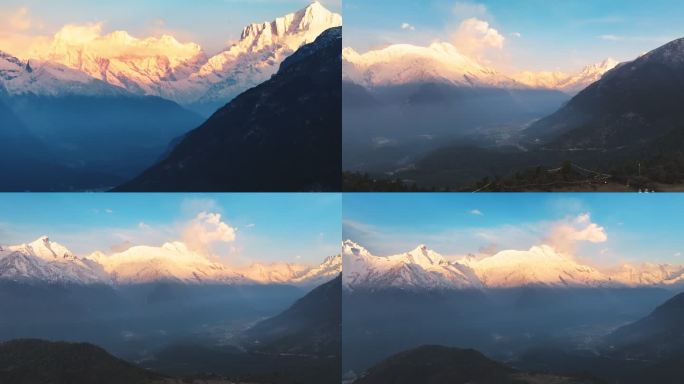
[0,193,341,266]
[343,193,684,267]
[0,0,340,55]
[344,0,684,72]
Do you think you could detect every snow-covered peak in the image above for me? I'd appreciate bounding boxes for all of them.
[0,51,25,82]
[239,261,310,284]
[0,52,128,97]
[237,1,341,53]
[36,23,206,93]
[184,2,341,111]
[239,253,342,286]
[7,236,75,262]
[0,3,341,112]
[608,263,684,287]
[470,245,612,288]
[513,58,619,94]
[291,254,342,285]
[88,241,240,284]
[0,237,106,284]
[404,244,447,267]
[343,42,519,88]
[342,241,481,291]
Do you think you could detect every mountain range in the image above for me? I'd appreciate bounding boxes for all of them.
[343,42,616,94]
[117,26,342,192]
[0,236,340,286]
[342,240,684,291]
[525,37,684,150]
[3,2,341,116]
[0,3,342,192]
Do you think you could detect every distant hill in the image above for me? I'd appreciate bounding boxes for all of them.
[354,345,603,384]
[0,339,164,384]
[118,27,342,192]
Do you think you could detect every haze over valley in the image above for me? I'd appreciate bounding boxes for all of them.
[0,194,342,383]
[0,1,342,191]
[343,0,684,191]
[342,194,684,383]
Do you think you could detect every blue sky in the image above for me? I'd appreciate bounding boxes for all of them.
[0,193,341,266]
[0,0,340,55]
[343,194,684,266]
[344,0,684,72]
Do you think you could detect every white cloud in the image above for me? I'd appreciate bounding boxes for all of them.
[105,209,113,214]
[452,17,505,55]
[469,209,484,216]
[182,212,237,253]
[245,223,256,228]
[599,34,622,41]
[401,22,416,31]
[510,32,521,38]
[545,212,607,253]
[138,222,151,230]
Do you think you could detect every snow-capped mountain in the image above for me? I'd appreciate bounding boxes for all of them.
[34,24,206,97]
[343,41,618,95]
[343,43,519,88]
[5,2,341,113]
[0,236,336,286]
[513,58,619,94]
[468,245,611,288]
[0,51,127,97]
[187,1,342,111]
[343,240,684,291]
[608,263,684,287]
[0,236,107,284]
[291,254,341,285]
[342,240,481,291]
[87,242,245,284]
[240,254,341,286]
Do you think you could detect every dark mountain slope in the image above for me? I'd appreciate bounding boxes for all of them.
[0,339,164,384]
[526,37,684,149]
[355,345,603,384]
[118,27,342,192]
[606,291,684,359]
[243,274,341,356]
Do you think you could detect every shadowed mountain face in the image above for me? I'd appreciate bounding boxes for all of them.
[0,97,118,191]
[526,38,684,150]
[354,345,603,384]
[7,94,203,184]
[244,274,341,356]
[118,27,342,192]
[606,291,684,360]
[0,339,164,384]
[0,92,202,191]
